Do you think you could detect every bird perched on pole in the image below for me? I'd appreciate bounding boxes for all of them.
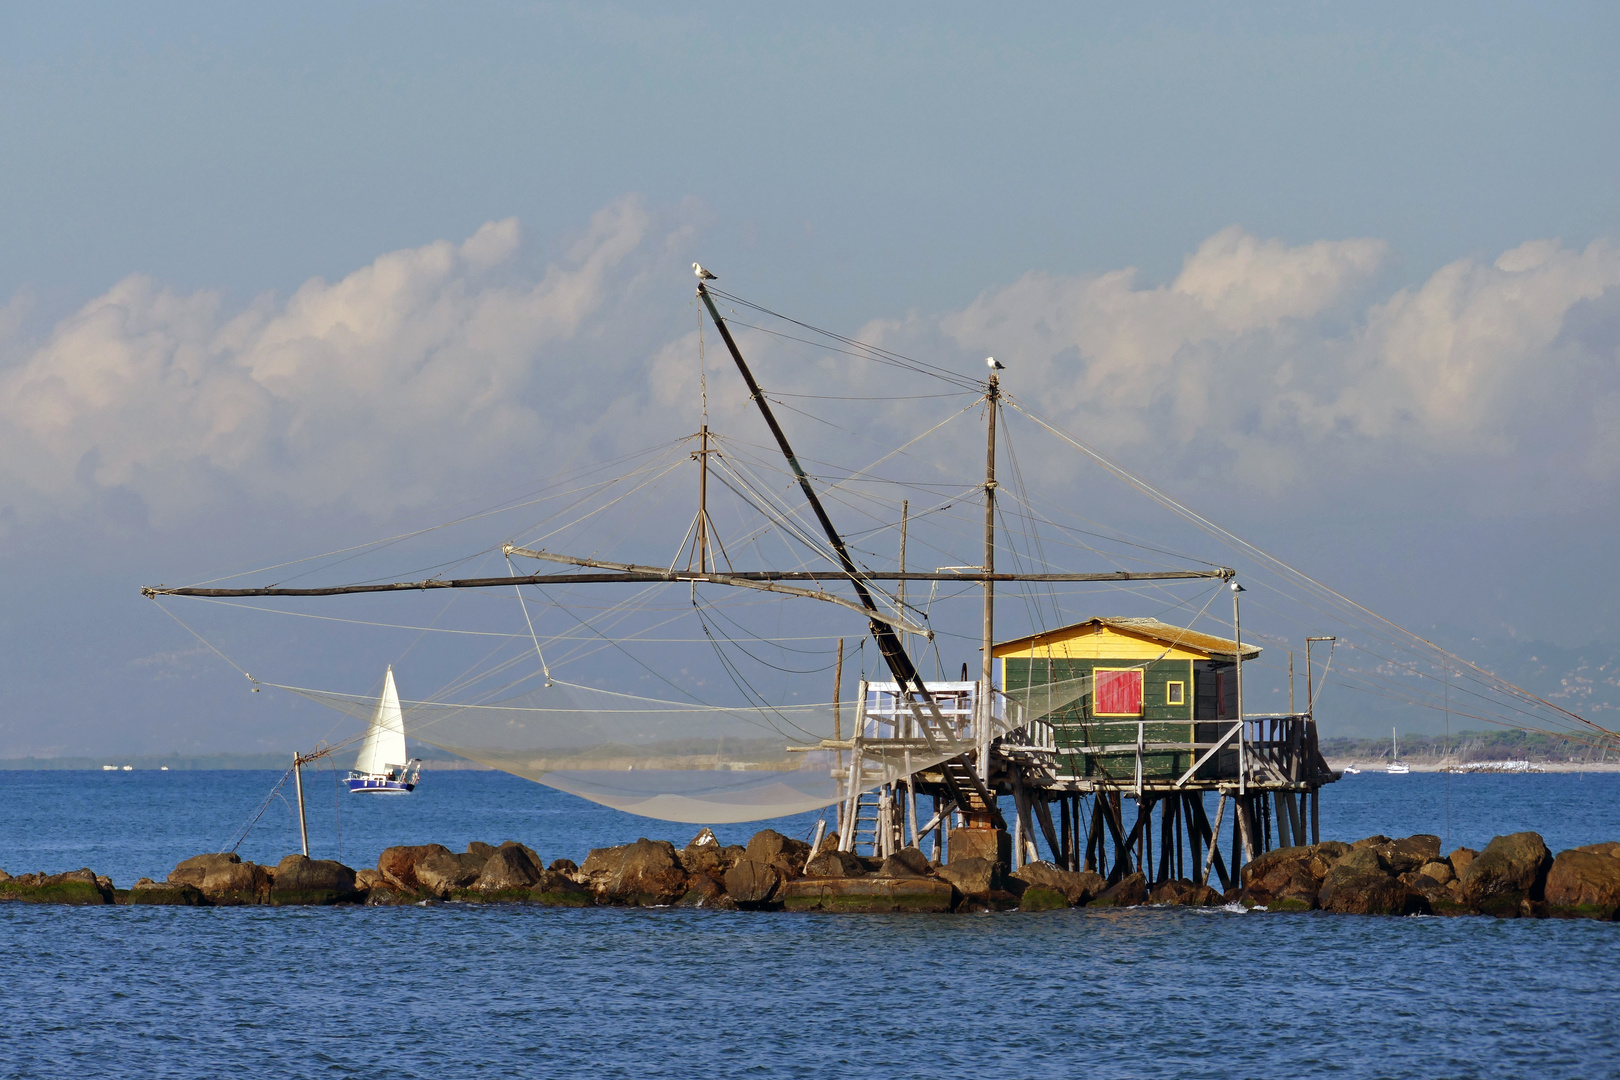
[693,263,718,281]
[986,356,1005,371]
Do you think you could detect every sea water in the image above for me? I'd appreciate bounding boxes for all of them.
[2,769,1617,1078]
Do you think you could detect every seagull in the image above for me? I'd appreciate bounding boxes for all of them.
[986,356,1005,370]
[693,263,717,281]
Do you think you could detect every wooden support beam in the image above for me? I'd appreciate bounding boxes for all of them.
[1033,795,1063,868]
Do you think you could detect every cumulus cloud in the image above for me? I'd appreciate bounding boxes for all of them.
[0,196,676,527]
[1,213,1614,538]
[925,230,1620,502]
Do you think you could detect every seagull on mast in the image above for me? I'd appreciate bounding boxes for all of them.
[693,263,718,281]
[986,356,1005,370]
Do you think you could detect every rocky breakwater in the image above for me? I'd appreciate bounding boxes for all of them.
[3,828,1619,919]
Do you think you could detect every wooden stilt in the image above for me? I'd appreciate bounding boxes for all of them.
[1276,790,1293,848]
[1059,795,1072,870]
[1033,796,1062,867]
[1183,793,1202,882]
[1310,789,1320,845]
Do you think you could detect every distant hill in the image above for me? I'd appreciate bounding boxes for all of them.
[1320,728,1617,765]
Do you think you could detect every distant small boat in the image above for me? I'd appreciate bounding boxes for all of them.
[1342,765,1361,775]
[1387,727,1410,775]
[101,764,117,771]
[122,764,133,771]
[347,666,421,794]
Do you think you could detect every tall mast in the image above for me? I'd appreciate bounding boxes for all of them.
[982,373,999,691]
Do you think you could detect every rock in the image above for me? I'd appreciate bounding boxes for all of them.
[813,831,841,857]
[378,844,454,893]
[1384,835,1442,874]
[168,852,271,905]
[355,868,385,890]
[529,870,592,906]
[414,849,488,898]
[937,857,1002,899]
[1459,832,1552,917]
[1448,847,1478,876]
[877,847,933,879]
[948,828,1009,866]
[678,842,726,876]
[472,844,544,896]
[270,855,361,905]
[467,841,497,859]
[1544,849,1620,920]
[724,858,782,908]
[1240,845,1322,909]
[804,850,865,879]
[1011,862,1105,906]
[675,873,736,910]
[549,858,579,876]
[688,827,719,848]
[1089,872,1148,908]
[0,868,115,905]
[1575,841,1620,859]
[746,829,811,865]
[1350,834,1393,850]
[1319,847,1426,916]
[365,887,422,906]
[1150,880,1223,907]
[604,839,688,906]
[1416,860,1455,886]
[581,843,629,885]
[782,875,954,913]
[1020,886,1069,911]
[127,880,209,906]
[746,829,812,877]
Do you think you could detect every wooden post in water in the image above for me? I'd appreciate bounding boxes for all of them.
[292,752,310,858]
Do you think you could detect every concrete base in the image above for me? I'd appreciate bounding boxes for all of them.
[948,827,1010,867]
[781,876,954,913]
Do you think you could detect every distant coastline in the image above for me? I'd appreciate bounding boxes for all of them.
[0,752,491,771]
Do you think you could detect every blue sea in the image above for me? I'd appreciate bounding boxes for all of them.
[2,768,1617,1078]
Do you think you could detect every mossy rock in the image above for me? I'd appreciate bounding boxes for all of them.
[267,889,361,906]
[1018,886,1068,912]
[365,888,427,906]
[529,887,592,907]
[1549,902,1620,921]
[0,879,113,906]
[126,884,210,906]
[1266,896,1313,913]
[1429,899,1476,918]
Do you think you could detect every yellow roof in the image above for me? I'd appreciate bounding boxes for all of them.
[993,617,1260,662]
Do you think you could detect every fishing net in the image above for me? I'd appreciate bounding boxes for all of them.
[274,675,1092,823]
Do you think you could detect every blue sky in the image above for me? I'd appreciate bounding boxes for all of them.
[0,3,1616,755]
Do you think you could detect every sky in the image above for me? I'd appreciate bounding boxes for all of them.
[0,3,1616,757]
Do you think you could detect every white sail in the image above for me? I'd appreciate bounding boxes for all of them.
[354,666,408,775]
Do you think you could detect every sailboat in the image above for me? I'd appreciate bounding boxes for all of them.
[1386,726,1410,774]
[346,666,422,794]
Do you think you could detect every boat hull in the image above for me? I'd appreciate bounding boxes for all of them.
[346,775,416,794]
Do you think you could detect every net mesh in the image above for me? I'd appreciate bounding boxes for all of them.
[275,675,1092,823]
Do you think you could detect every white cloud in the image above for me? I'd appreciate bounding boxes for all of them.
[2,215,1614,537]
[927,230,1620,501]
[0,196,666,527]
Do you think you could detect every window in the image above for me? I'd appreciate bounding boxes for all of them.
[1093,668,1144,716]
[1166,681,1185,706]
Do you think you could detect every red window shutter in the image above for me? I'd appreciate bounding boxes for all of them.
[1094,669,1144,715]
